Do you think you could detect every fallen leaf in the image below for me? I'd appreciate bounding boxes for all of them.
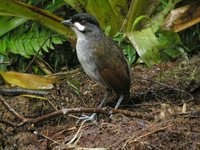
[0,71,58,89]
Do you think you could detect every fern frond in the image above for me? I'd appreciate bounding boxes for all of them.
[0,22,66,58]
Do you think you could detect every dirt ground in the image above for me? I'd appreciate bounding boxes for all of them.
[1,56,200,150]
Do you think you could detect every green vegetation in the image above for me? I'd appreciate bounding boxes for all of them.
[0,0,199,73]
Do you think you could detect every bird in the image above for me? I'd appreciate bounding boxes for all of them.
[61,13,130,120]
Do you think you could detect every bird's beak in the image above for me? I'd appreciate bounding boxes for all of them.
[61,19,73,26]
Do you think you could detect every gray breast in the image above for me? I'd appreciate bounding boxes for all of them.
[76,37,105,85]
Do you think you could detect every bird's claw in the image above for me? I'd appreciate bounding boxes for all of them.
[76,113,97,124]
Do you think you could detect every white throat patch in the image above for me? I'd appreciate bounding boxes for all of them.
[74,22,85,31]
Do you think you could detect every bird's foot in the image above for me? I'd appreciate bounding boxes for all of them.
[76,113,97,124]
[109,114,114,119]
[79,113,97,121]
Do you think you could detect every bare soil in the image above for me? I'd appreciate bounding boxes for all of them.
[1,56,200,150]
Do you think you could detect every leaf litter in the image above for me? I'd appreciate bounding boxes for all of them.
[1,56,200,149]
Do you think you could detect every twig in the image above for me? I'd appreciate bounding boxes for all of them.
[0,119,16,127]
[21,107,151,125]
[130,124,173,143]
[122,124,173,148]
[0,94,153,127]
[25,36,51,72]
[34,57,54,75]
[66,120,86,145]
[34,131,58,144]
[0,94,26,122]
[0,88,49,96]
[0,61,11,65]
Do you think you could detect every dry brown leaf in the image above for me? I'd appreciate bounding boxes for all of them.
[162,2,200,32]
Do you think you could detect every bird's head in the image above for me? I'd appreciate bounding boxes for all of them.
[61,13,100,35]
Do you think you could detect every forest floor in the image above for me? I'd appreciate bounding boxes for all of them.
[1,56,200,150]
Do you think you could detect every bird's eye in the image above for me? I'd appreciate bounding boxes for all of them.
[80,20,86,24]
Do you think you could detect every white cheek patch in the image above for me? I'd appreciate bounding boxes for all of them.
[74,22,85,31]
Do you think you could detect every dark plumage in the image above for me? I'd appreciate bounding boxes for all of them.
[62,13,130,120]
[71,13,100,27]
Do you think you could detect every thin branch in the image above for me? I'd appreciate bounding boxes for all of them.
[0,61,12,65]
[0,94,153,127]
[0,88,49,96]
[129,124,173,143]
[0,94,26,121]
[0,119,16,127]
[25,36,51,72]
[122,124,173,148]
[34,131,58,143]
[21,107,151,125]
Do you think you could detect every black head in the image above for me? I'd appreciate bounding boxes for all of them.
[61,13,100,33]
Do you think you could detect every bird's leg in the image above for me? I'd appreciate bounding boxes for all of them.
[110,94,124,118]
[84,93,108,120]
[78,92,111,122]
[114,94,124,109]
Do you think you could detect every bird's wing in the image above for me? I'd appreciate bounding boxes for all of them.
[96,38,130,96]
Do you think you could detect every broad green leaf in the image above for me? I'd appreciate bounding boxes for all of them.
[127,28,185,66]
[0,0,76,58]
[0,17,27,36]
[121,0,148,32]
[86,0,122,35]
[157,30,181,45]
[0,0,64,37]
[126,27,161,67]
[157,30,184,58]
[0,0,74,38]
[108,0,128,22]
[45,0,65,12]
[64,0,83,12]
[0,36,7,54]
[64,0,128,35]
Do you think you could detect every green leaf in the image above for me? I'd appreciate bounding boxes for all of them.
[0,54,9,71]
[64,0,83,12]
[51,36,63,44]
[0,36,7,54]
[0,20,65,57]
[113,32,136,65]
[113,32,124,45]
[121,0,148,32]
[108,0,128,18]
[32,38,41,51]
[151,0,182,32]
[157,30,181,47]
[64,0,128,35]
[0,0,74,38]
[127,28,186,66]
[131,15,151,31]
[84,0,125,35]
[126,27,161,67]
[157,30,184,59]
[0,17,27,36]
[45,0,65,12]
